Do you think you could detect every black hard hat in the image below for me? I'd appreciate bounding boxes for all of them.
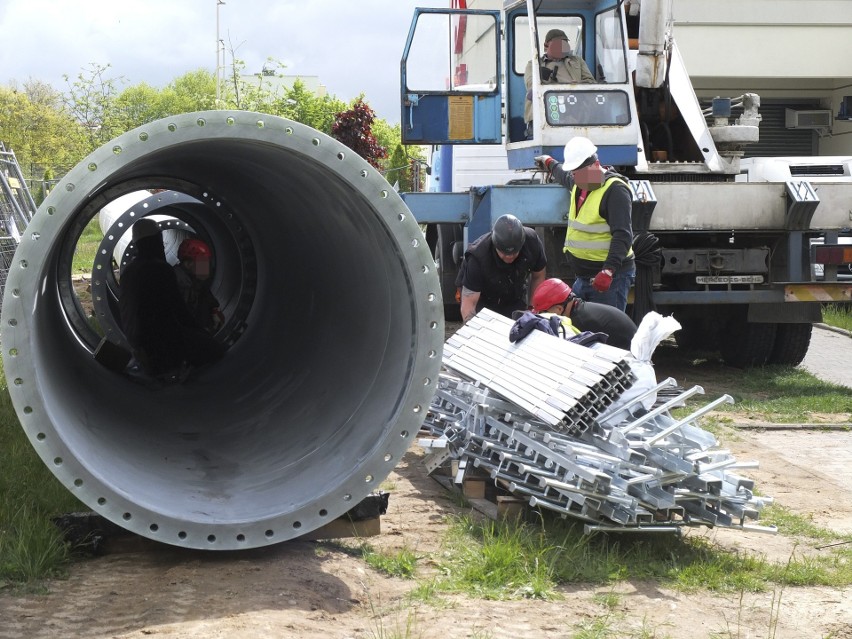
[491,214,525,255]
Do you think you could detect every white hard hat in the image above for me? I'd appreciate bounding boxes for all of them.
[562,136,598,171]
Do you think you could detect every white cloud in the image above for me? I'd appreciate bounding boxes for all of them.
[0,0,449,123]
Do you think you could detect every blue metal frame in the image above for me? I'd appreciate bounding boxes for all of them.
[401,8,503,145]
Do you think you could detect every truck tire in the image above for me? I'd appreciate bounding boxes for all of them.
[768,323,812,366]
[718,314,777,368]
[673,317,718,352]
[434,224,463,321]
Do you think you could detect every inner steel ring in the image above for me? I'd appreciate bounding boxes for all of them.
[1,111,443,550]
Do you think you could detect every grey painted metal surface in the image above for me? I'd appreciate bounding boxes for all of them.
[426,309,774,532]
[0,111,444,550]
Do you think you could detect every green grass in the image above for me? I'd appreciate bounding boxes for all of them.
[759,504,852,543]
[823,303,852,332]
[71,215,104,275]
[0,362,82,589]
[654,347,852,424]
[418,510,852,601]
[361,543,419,579]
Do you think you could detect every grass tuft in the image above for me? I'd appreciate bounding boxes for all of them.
[361,544,419,579]
[822,303,852,332]
[1,364,82,587]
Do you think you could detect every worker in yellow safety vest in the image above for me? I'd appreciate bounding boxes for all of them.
[534,137,635,312]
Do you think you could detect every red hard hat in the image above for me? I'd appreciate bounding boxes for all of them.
[178,238,212,261]
[532,278,572,313]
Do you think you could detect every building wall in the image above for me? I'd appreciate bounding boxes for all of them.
[673,0,852,154]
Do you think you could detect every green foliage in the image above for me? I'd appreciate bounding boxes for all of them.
[386,143,416,192]
[274,80,347,134]
[62,63,126,152]
[2,63,405,191]
[114,70,217,131]
[0,83,88,186]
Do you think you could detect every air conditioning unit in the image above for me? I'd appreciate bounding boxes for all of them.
[785,109,832,129]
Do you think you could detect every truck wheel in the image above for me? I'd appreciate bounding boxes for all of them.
[673,317,718,352]
[768,323,813,366]
[434,224,463,321]
[718,315,777,368]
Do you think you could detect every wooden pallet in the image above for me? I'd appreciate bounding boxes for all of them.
[430,461,529,522]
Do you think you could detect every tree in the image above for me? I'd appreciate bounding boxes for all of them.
[113,83,165,130]
[385,143,413,191]
[162,69,218,113]
[1,61,408,197]
[0,85,87,191]
[273,80,346,134]
[331,98,388,169]
[62,63,125,152]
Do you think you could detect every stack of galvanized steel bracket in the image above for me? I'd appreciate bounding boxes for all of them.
[423,309,775,534]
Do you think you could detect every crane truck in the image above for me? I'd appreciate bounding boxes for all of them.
[398,0,852,368]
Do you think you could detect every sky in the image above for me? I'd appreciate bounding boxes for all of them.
[0,0,452,125]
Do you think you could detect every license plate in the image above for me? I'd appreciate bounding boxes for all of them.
[696,275,764,284]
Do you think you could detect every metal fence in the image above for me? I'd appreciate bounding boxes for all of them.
[0,143,36,301]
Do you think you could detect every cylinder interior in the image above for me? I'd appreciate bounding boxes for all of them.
[2,113,442,549]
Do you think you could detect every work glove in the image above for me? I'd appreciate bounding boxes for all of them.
[534,155,556,172]
[592,268,614,293]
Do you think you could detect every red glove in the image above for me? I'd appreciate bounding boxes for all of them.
[592,269,614,292]
[534,155,556,173]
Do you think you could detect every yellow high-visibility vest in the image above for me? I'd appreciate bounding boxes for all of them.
[540,312,581,336]
[563,177,634,262]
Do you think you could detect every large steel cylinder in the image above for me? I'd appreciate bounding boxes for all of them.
[1,111,443,550]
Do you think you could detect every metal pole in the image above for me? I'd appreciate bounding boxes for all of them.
[216,0,225,107]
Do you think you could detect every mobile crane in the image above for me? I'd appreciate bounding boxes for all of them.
[398,0,852,368]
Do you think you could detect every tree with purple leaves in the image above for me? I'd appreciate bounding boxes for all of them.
[331,98,388,169]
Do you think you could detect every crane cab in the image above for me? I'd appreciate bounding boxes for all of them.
[400,0,640,170]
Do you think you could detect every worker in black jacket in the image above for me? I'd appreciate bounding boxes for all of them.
[532,277,636,350]
[534,136,635,312]
[458,214,547,323]
[119,219,225,381]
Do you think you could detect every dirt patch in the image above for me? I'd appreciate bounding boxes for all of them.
[3,428,852,639]
[2,326,852,638]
